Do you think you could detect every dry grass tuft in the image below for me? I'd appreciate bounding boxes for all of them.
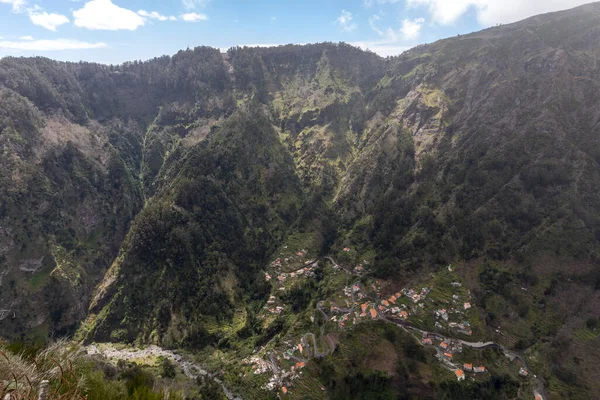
[0,340,86,400]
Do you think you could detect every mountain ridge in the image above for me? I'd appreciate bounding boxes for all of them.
[1,3,600,398]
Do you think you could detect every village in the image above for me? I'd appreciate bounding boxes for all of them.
[244,243,543,399]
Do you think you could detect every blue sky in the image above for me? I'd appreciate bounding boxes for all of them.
[0,0,593,64]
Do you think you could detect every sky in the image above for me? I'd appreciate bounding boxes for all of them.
[0,0,595,64]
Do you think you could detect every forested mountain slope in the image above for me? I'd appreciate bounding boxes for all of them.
[1,2,600,398]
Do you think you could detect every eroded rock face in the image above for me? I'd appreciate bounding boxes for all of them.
[0,90,144,338]
[18,257,44,273]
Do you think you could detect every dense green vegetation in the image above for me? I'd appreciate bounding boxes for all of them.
[2,3,600,398]
[84,107,303,345]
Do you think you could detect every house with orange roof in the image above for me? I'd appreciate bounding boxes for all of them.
[361,303,368,313]
[298,344,303,353]
[378,305,385,311]
[422,338,433,345]
[282,386,288,394]
[389,295,397,303]
[395,292,402,298]
[454,369,465,381]
[400,310,408,319]
[534,394,543,400]
[463,363,473,371]
[370,308,377,319]
[444,352,453,359]
[296,362,305,368]
[440,341,449,350]
[473,366,486,373]
[464,302,472,310]
[381,300,390,307]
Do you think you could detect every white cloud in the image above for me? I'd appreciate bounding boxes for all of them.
[400,17,424,40]
[137,10,174,21]
[0,38,106,51]
[0,0,25,13]
[360,14,424,57]
[73,0,145,31]
[29,12,69,31]
[19,35,34,40]
[271,16,276,21]
[352,40,409,57]
[368,15,384,35]
[336,10,357,32]
[363,0,401,7]
[369,14,424,42]
[182,0,211,10]
[181,12,208,22]
[407,0,591,26]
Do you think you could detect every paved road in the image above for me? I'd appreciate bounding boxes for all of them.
[303,332,328,358]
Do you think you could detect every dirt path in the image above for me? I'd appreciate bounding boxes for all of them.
[85,344,242,400]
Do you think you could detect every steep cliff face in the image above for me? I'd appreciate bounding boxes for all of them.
[332,4,600,274]
[0,83,144,339]
[82,108,303,345]
[0,48,231,339]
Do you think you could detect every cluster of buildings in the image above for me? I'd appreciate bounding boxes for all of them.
[266,260,317,285]
[268,248,310,271]
[352,260,369,275]
[247,356,272,375]
[435,308,449,322]
[421,334,487,382]
[402,286,432,303]
[343,283,361,297]
[438,339,463,355]
[352,302,379,320]
[262,252,319,316]
[372,292,412,319]
[252,341,308,393]
[431,281,475,336]
[453,364,487,381]
[448,321,472,336]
